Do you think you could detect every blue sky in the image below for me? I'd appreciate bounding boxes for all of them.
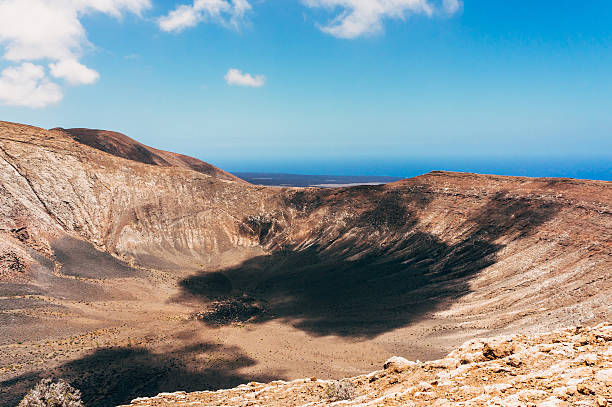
[0,0,610,179]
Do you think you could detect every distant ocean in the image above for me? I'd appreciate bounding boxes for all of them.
[228,157,611,186]
[234,173,402,187]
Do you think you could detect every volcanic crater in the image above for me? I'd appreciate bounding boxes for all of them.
[0,121,610,407]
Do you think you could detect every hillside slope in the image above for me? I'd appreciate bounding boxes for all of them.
[54,127,245,183]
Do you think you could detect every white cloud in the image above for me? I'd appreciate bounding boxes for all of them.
[0,0,150,107]
[224,68,265,87]
[0,0,150,62]
[159,5,200,32]
[158,0,252,32]
[0,63,62,108]
[302,0,460,39]
[50,59,100,85]
[442,0,461,14]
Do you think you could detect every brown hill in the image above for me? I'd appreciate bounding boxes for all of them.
[53,127,245,183]
[0,120,610,407]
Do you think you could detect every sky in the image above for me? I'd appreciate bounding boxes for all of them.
[0,0,610,179]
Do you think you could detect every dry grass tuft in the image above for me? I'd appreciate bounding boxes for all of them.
[18,378,84,407]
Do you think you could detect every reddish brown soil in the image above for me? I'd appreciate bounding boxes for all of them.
[54,127,244,183]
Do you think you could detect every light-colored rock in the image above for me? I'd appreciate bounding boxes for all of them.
[506,354,522,367]
[427,357,460,369]
[595,368,612,383]
[538,396,569,407]
[417,381,433,391]
[383,356,418,371]
[577,353,598,366]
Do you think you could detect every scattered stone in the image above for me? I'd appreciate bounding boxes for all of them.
[577,383,595,395]
[506,354,522,367]
[483,341,515,360]
[0,251,25,273]
[578,353,598,366]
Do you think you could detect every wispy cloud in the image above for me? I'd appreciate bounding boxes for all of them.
[224,68,265,87]
[442,0,462,14]
[302,0,462,39]
[158,0,252,33]
[0,0,150,107]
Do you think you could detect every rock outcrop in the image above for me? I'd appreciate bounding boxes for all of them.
[0,121,273,271]
[120,323,612,407]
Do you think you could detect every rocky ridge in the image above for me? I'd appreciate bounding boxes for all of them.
[54,127,244,183]
[121,323,612,407]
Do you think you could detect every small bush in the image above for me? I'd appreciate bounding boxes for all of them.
[18,378,84,407]
[325,380,357,401]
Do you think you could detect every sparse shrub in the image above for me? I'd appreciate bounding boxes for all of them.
[18,378,84,407]
[325,380,356,400]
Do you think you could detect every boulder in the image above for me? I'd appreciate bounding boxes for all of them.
[384,356,418,371]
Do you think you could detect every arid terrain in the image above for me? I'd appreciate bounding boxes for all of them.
[0,120,610,407]
[120,323,612,406]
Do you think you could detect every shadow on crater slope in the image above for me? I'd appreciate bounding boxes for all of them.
[52,237,145,280]
[180,192,560,338]
[0,342,282,407]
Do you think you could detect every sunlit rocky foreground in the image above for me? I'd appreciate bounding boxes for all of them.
[120,323,612,407]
